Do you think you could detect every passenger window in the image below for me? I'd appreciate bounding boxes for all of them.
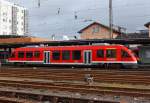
[18,52,24,58]
[34,51,40,58]
[52,51,60,60]
[72,50,81,60]
[26,52,33,58]
[121,50,130,58]
[62,50,70,60]
[106,49,116,58]
[97,50,104,58]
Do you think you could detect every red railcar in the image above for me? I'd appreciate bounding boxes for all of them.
[8,45,137,67]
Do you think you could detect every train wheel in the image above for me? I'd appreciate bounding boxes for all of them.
[111,63,122,69]
[103,63,109,69]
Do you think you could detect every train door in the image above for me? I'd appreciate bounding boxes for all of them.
[84,50,92,65]
[44,51,50,64]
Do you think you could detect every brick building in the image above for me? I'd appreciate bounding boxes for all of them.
[78,22,121,39]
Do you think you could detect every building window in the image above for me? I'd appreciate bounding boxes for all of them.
[17,8,19,12]
[106,49,116,58]
[92,26,99,33]
[26,52,33,58]
[18,52,24,58]
[52,51,60,60]
[62,50,70,60]
[34,51,40,58]
[97,49,104,58]
[3,19,6,22]
[22,10,24,13]
[72,50,81,60]
[3,12,7,16]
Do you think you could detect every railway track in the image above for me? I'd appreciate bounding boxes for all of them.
[0,78,149,97]
[0,67,149,102]
[0,68,149,85]
[0,96,38,103]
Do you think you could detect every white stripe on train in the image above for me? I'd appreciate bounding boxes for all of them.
[7,60,137,64]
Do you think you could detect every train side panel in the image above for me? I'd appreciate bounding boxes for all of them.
[8,45,137,67]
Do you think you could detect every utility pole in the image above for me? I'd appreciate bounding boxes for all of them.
[109,0,113,39]
[38,0,40,7]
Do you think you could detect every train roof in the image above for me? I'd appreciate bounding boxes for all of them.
[14,45,126,51]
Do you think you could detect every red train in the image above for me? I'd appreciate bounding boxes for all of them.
[8,45,138,68]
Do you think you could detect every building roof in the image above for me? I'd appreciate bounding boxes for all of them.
[0,36,49,44]
[1,38,150,48]
[78,22,121,34]
[144,22,150,28]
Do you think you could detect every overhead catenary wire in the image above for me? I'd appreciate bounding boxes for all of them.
[25,0,150,34]
[28,3,150,20]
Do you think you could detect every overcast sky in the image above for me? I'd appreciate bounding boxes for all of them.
[9,0,150,39]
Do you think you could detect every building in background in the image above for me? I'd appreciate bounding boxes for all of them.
[116,30,149,39]
[78,22,121,39]
[144,22,150,38]
[0,0,28,36]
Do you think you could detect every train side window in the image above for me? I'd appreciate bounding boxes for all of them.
[52,51,60,60]
[72,50,81,60]
[121,50,130,58]
[26,52,33,58]
[97,50,104,58]
[34,51,40,58]
[18,52,24,58]
[106,49,116,58]
[62,50,70,60]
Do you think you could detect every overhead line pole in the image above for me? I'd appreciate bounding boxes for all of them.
[38,0,40,7]
[109,0,113,39]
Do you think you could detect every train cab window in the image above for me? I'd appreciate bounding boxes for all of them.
[34,51,40,58]
[26,52,33,58]
[62,50,70,60]
[18,52,24,58]
[97,50,104,58]
[121,50,130,58]
[72,50,81,60]
[52,51,60,60]
[106,49,116,58]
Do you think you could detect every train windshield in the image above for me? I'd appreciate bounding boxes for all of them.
[121,50,130,58]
